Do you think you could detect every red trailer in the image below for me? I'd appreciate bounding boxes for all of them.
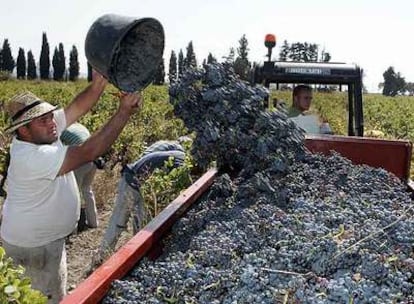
[61,134,413,304]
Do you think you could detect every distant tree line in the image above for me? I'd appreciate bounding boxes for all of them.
[1,33,334,85]
[0,33,339,86]
[12,32,409,96]
[163,34,252,85]
[0,32,79,81]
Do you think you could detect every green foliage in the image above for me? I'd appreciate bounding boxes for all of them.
[153,58,165,85]
[0,70,11,81]
[363,94,414,140]
[234,34,251,80]
[382,66,406,96]
[169,50,177,84]
[236,34,249,60]
[0,247,48,304]
[308,91,349,135]
[141,142,194,220]
[184,41,197,70]
[0,130,10,197]
[178,50,184,79]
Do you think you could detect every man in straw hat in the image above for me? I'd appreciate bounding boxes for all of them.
[0,70,141,303]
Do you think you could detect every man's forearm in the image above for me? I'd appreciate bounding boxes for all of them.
[65,78,107,126]
[58,92,140,176]
[74,80,106,111]
[58,108,133,176]
[82,109,131,160]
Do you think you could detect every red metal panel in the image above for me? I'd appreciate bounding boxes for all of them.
[60,168,218,304]
[305,135,412,181]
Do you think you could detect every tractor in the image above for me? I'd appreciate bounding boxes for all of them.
[252,33,364,137]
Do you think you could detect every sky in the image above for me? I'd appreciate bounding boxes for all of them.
[1,0,413,93]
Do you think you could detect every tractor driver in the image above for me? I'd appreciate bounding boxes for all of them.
[288,85,333,135]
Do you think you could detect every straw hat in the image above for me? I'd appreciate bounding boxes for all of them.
[4,92,57,134]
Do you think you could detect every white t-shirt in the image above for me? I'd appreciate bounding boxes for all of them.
[290,114,321,134]
[0,109,80,247]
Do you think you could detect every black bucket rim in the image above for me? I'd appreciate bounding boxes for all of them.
[109,17,164,91]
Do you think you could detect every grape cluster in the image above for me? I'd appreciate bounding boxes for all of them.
[103,64,414,303]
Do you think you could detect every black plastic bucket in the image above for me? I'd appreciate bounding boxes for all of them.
[85,14,164,92]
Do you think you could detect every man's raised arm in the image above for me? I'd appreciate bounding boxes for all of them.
[64,70,108,127]
[58,93,141,176]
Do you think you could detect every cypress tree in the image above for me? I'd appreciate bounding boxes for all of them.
[207,53,217,64]
[52,43,65,81]
[52,47,60,80]
[168,50,177,83]
[16,47,26,79]
[184,41,197,70]
[153,58,165,85]
[178,49,184,78]
[1,39,15,73]
[58,43,66,80]
[234,34,251,80]
[69,45,79,81]
[27,50,37,80]
[39,32,50,79]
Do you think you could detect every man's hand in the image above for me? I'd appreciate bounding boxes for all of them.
[118,93,142,116]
